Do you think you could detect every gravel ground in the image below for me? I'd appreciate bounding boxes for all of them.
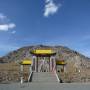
[0,83,90,90]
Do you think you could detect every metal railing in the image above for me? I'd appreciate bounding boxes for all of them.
[54,70,60,83]
[28,65,33,82]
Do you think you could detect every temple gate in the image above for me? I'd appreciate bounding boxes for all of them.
[30,49,56,72]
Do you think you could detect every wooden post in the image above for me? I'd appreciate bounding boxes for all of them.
[53,56,56,71]
[36,56,38,72]
[50,56,52,72]
[32,56,37,72]
[49,56,50,72]
[20,65,23,84]
[50,56,56,72]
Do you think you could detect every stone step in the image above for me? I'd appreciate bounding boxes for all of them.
[32,72,58,83]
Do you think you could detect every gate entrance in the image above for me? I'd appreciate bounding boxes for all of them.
[31,49,56,72]
[38,57,49,72]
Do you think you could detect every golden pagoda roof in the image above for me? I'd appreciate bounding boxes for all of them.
[31,49,56,55]
[56,60,66,65]
[20,59,32,65]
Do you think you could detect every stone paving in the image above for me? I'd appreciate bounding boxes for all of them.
[32,72,58,83]
[0,83,90,90]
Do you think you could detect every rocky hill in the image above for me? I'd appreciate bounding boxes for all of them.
[0,45,90,83]
[1,45,90,64]
[1,45,90,72]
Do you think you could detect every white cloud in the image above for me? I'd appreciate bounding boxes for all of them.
[11,30,16,34]
[0,13,16,31]
[0,13,7,20]
[0,23,16,31]
[8,23,16,29]
[44,0,61,17]
[0,24,9,31]
[45,0,51,3]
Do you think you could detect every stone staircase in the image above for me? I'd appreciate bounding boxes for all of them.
[32,72,58,83]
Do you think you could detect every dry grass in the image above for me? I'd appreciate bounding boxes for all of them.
[0,62,30,83]
[57,66,90,83]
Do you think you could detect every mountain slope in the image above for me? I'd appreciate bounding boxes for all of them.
[1,45,90,63]
[0,45,90,83]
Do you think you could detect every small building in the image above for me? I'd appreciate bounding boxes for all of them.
[56,60,66,72]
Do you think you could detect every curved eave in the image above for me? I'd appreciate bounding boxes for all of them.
[56,64,66,65]
[20,60,32,65]
[30,52,56,56]
[56,61,66,65]
[21,64,31,65]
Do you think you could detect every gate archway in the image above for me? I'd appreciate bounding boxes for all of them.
[30,49,56,72]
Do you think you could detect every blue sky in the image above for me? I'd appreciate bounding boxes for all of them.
[0,0,90,57]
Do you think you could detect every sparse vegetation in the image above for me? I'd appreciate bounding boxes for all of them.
[0,45,90,83]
